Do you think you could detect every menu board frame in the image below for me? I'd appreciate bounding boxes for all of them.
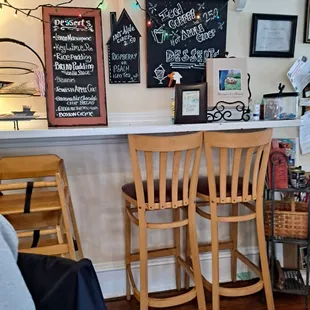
[43,6,107,127]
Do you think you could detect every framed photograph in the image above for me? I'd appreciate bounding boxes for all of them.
[305,0,310,43]
[250,14,298,58]
[174,83,208,124]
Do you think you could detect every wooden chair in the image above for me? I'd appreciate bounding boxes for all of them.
[0,154,82,260]
[122,132,207,310]
[186,129,274,310]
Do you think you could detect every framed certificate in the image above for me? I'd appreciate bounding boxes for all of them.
[174,83,208,124]
[250,14,298,58]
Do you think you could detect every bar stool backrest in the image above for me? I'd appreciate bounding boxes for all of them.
[203,129,272,203]
[128,132,203,210]
[0,155,61,180]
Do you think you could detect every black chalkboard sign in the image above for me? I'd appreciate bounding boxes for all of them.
[107,9,141,84]
[43,7,107,127]
[146,0,228,88]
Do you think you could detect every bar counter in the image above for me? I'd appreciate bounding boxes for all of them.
[0,119,303,141]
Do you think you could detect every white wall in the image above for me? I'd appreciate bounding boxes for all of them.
[0,0,309,298]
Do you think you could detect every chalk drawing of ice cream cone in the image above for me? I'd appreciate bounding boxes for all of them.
[154,64,167,84]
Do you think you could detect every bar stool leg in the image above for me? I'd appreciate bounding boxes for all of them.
[124,200,131,301]
[189,203,207,310]
[210,202,220,310]
[138,208,149,310]
[184,224,190,290]
[231,203,238,282]
[173,208,182,290]
[256,199,275,310]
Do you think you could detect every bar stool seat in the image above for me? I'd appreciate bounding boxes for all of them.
[197,177,252,199]
[122,179,183,205]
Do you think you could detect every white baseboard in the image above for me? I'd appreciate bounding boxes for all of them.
[94,246,260,299]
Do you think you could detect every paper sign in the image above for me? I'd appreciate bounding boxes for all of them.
[182,90,200,116]
[300,98,310,106]
[300,112,310,154]
[287,56,310,93]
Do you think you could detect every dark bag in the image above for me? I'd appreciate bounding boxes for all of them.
[18,253,107,310]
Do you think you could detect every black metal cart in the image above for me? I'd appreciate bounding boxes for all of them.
[266,157,310,309]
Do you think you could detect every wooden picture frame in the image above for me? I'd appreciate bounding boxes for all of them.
[174,83,208,124]
[305,0,310,43]
[43,7,107,127]
[250,14,298,58]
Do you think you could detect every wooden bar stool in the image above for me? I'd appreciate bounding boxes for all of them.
[190,129,274,310]
[122,132,207,310]
[0,154,82,260]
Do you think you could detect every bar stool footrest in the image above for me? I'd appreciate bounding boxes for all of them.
[127,266,197,308]
[219,280,264,297]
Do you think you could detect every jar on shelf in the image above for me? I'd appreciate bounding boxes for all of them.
[263,83,299,120]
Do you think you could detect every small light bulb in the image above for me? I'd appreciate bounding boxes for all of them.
[147,20,152,26]
[196,14,201,20]
[79,13,82,17]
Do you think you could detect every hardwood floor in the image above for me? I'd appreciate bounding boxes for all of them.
[106,282,308,310]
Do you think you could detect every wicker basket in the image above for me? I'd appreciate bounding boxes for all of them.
[264,200,308,239]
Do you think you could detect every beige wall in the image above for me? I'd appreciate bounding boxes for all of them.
[0,0,309,114]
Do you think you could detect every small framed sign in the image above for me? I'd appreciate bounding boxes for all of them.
[174,83,208,124]
[305,0,310,43]
[250,14,298,58]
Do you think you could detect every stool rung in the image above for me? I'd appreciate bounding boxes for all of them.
[131,247,176,262]
[147,219,188,229]
[0,181,57,191]
[219,280,264,297]
[235,250,262,278]
[148,288,197,308]
[217,213,256,223]
[196,207,211,220]
[127,265,197,308]
[199,241,233,253]
[18,228,57,238]
[19,243,69,256]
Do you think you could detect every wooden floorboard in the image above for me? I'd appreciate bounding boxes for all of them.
[106,281,308,310]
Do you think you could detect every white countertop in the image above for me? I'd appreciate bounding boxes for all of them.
[0,119,302,140]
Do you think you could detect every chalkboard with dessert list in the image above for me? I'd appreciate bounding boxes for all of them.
[43,6,107,126]
[107,9,141,84]
[146,0,228,88]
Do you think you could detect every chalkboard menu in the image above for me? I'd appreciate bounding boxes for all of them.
[43,7,107,126]
[107,9,141,84]
[146,0,228,88]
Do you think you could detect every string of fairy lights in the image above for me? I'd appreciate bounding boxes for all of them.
[0,0,105,22]
[0,0,232,27]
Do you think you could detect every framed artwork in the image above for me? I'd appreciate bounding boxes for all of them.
[174,83,208,124]
[305,0,310,43]
[250,14,298,58]
[207,57,248,107]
